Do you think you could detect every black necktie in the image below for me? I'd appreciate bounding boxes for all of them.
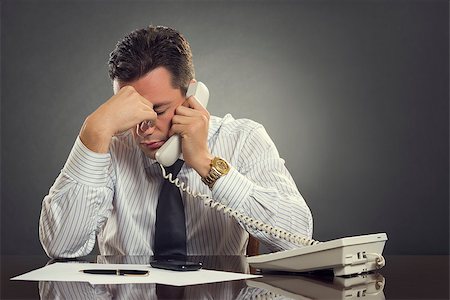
[154,159,186,258]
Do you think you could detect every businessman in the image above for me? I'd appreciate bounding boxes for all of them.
[39,25,313,257]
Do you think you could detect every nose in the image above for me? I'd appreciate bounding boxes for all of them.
[136,120,156,137]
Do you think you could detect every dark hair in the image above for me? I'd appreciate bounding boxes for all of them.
[108,25,194,94]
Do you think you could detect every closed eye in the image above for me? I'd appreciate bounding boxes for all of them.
[153,102,171,116]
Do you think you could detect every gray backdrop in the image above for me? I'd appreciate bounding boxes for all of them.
[1,0,448,255]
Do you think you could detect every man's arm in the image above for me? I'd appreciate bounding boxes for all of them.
[39,85,156,257]
[169,96,313,251]
[210,124,313,252]
[39,137,115,257]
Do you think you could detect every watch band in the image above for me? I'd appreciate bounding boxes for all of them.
[201,157,230,190]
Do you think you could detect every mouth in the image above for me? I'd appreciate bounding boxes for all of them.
[141,140,165,150]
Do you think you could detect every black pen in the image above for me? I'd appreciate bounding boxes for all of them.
[80,269,149,276]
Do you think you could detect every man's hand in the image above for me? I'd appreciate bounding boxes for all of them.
[169,96,213,177]
[80,86,157,153]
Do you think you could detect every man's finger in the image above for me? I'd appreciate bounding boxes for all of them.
[176,104,203,117]
[168,123,185,137]
[172,115,192,125]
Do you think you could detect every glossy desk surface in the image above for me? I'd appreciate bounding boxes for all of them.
[1,255,448,299]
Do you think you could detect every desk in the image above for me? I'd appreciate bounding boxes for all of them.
[1,255,448,299]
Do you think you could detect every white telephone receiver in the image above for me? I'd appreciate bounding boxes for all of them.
[155,82,210,167]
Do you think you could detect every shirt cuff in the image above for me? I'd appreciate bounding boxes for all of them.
[63,136,111,187]
[211,167,253,210]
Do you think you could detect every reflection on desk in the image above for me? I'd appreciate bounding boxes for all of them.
[40,255,250,300]
[247,273,385,300]
[39,272,385,300]
[38,255,385,299]
[3,255,449,299]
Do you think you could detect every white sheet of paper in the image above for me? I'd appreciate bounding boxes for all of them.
[11,263,260,286]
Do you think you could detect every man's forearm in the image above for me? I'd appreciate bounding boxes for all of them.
[211,166,313,251]
[79,115,113,154]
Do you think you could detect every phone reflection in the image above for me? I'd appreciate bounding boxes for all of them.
[245,272,386,300]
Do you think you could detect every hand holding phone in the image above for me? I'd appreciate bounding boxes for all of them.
[155,82,209,167]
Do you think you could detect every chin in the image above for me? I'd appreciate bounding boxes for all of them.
[140,146,157,159]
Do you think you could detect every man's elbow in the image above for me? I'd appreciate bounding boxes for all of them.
[39,233,65,258]
[39,229,86,258]
[40,239,90,258]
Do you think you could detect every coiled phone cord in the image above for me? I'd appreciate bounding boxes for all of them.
[160,164,321,247]
[366,253,386,269]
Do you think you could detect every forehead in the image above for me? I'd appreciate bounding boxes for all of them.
[113,67,182,104]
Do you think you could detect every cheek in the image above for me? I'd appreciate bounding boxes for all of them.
[158,110,176,129]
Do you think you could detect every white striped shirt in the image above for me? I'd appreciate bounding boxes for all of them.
[39,114,313,257]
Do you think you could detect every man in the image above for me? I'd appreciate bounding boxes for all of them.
[39,25,313,258]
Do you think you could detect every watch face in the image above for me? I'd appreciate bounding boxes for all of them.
[214,158,230,174]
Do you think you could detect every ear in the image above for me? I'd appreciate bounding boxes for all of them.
[190,78,197,84]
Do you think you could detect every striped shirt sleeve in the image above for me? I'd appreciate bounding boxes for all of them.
[211,125,313,252]
[39,136,115,258]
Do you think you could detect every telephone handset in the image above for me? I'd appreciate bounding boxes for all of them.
[156,82,387,276]
[155,82,210,167]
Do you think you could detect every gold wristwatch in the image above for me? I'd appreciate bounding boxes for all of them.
[202,157,230,190]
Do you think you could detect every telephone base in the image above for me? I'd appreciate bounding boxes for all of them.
[247,233,387,276]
